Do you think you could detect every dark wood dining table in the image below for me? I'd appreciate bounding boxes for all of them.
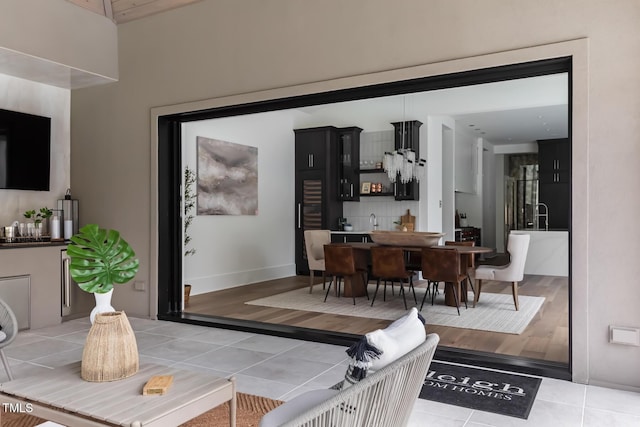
[327,242,494,306]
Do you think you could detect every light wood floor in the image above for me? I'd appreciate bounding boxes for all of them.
[186,274,569,364]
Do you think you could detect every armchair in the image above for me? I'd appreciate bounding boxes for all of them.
[473,233,530,310]
[259,333,440,427]
[304,230,331,293]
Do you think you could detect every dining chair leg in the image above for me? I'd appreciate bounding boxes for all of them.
[362,272,370,300]
[466,276,475,305]
[323,277,334,302]
[419,282,429,311]
[511,281,519,311]
[409,276,417,304]
[431,281,439,306]
[383,279,388,301]
[473,279,482,307]
[462,281,468,310]
[449,282,461,316]
[309,270,315,293]
[371,278,381,307]
[322,271,326,290]
[399,281,408,310]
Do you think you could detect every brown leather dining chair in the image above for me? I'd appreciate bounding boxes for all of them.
[323,244,369,305]
[420,247,467,315]
[370,246,417,310]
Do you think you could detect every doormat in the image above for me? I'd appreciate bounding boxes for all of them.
[419,361,542,419]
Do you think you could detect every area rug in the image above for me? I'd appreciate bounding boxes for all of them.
[246,284,544,334]
[0,392,283,427]
[420,361,542,419]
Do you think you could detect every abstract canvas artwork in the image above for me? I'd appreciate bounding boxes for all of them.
[196,136,258,215]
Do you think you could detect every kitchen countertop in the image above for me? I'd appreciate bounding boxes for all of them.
[0,240,68,249]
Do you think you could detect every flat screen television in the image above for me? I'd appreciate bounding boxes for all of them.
[0,108,51,191]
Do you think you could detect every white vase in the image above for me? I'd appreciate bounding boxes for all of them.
[90,289,115,324]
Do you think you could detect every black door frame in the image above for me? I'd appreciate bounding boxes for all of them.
[157,57,572,380]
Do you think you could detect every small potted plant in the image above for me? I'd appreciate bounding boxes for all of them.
[23,207,53,238]
[66,224,140,323]
[183,166,197,304]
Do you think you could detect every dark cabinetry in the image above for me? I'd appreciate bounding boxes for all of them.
[455,227,481,246]
[295,128,331,171]
[294,127,343,274]
[538,138,569,183]
[538,139,570,230]
[391,121,422,200]
[338,127,362,201]
[331,233,371,243]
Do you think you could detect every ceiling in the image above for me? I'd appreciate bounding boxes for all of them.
[66,0,204,24]
[295,73,569,146]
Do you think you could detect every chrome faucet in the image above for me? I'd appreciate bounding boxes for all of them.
[535,203,549,231]
[370,213,378,231]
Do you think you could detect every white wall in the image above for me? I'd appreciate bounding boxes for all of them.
[425,116,455,238]
[454,127,483,230]
[181,111,296,294]
[0,74,70,225]
[482,140,497,248]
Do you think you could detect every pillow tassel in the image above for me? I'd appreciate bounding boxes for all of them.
[346,338,383,362]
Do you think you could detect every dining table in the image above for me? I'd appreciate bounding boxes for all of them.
[327,242,494,307]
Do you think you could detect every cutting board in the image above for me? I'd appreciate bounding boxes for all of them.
[401,209,415,231]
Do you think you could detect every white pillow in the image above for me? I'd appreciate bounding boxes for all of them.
[366,307,426,371]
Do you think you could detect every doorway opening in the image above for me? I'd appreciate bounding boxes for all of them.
[156,57,572,380]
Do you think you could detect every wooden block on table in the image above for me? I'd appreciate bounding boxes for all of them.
[143,375,174,395]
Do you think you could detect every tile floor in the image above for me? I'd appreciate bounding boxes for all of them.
[3,317,640,427]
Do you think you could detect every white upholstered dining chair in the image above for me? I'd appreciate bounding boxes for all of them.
[473,233,530,310]
[304,229,331,293]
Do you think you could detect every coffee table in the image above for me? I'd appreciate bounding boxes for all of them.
[0,361,236,426]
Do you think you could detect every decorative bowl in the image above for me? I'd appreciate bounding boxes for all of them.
[369,230,445,247]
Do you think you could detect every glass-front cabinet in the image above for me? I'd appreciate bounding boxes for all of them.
[337,127,362,201]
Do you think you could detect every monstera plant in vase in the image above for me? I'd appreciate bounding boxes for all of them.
[67,224,140,324]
